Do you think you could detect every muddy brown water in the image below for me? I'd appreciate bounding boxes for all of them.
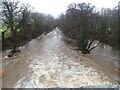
[86,41,119,83]
[1,28,119,88]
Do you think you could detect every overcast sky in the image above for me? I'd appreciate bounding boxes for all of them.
[20,0,119,18]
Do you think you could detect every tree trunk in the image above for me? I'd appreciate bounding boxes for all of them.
[8,29,20,57]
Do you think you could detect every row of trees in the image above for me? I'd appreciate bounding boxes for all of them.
[1,1,119,55]
[1,1,55,56]
[58,3,119,54]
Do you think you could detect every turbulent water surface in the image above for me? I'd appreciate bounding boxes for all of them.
[1,28,119,88]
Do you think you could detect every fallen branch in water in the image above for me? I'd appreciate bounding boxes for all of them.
[88,41,101,52]
[7,49,20,57]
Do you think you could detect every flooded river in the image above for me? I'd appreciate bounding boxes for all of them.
[1,28,119,88]
[87,41,119,83]
[91,41,119,67]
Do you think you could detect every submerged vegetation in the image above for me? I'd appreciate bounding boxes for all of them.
[58,3,119,54]
[1,1,119,88]
[1,1,56,56]
[1,0,119,55]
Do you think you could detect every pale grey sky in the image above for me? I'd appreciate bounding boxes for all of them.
[20,0,119,18]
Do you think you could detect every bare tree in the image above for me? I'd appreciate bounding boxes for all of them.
[59,3,100,54]
[1,0,31,57]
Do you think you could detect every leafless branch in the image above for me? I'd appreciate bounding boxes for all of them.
[88,41,100,52]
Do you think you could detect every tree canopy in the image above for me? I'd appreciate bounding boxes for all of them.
[58,2,119,53]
